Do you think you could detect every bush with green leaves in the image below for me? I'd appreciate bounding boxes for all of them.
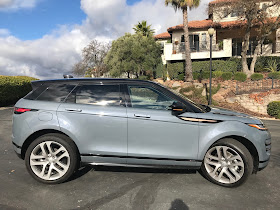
[268,72,280,79]
[213,71,223,79]
[167,62,184,80]
[234,72,247,82]
[267,101,280,118]
[250,73,264,81]
[221,72,233,80]
[192,60,238,73]
[0,76,38,106]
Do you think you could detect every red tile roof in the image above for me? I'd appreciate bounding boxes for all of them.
[167,19,213,31]
[154,32,171,39]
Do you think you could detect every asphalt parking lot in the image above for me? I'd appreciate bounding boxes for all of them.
[0,107,280,210]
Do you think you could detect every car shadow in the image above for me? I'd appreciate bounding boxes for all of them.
[67,165,197,182]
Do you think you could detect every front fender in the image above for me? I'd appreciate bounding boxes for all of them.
[197,121,269,161]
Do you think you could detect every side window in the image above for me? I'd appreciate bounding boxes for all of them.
[36,84,76,102]
[128,86,175,110]
[66,84,120,107]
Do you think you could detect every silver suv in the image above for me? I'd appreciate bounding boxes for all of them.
[12,78,271,187]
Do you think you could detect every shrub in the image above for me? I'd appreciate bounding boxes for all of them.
[0,76,38,106]
[250,73,264,81]
[267,101,280,118]
[268,72,280,79]
[234,72,247,82]
[264,59,278,72]
[221,72,233,80]
[193,72,200,80]
[213,71,223,79]
[192,60,238,73]
[138,75,149,80]
[177,73,185,81]
[167,62,184,80]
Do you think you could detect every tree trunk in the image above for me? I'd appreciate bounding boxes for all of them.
[241,30,250,75]
[183,9,193,82]
[249,37,265,75]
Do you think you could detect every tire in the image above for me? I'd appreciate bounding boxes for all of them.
[201,138,253,187]
[25,133,79,184]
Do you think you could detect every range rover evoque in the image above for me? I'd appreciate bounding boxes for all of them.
[12,78,271,187]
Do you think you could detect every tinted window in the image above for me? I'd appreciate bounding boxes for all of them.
[128,86,175,110]
[36,84,76,102]
[67,85,120,107]
[24,85,48,100]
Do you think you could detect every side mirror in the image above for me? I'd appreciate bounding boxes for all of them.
[170,102,186,115]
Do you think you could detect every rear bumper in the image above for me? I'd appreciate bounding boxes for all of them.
[12,140,22,159]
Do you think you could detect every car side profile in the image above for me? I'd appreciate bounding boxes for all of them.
[12,78,271,187]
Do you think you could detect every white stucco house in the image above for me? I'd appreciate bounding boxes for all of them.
[155,0,280,65]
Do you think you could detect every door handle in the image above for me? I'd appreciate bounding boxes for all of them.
[65,108,82,112]
[134,114,151,118]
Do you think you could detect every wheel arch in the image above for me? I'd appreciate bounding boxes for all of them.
[21,129,80,160]
[207,135,259,174]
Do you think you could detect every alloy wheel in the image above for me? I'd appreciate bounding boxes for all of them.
[204,146,245,184]
[29,141,70,181]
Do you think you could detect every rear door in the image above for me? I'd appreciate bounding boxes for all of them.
[57,82,127,164]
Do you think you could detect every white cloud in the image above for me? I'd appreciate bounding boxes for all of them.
[0,0,38,10]
[0,0,211,79]
[0,28,10,36]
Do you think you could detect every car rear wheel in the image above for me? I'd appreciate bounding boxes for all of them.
[25,133,79,184]
[201,138,253,187]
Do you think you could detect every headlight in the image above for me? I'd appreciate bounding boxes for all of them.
[247,124,267,131]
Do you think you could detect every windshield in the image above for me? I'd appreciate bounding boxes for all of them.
[167,87,208,113]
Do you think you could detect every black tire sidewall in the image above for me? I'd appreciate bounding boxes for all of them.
[25,133,78,184]
[201,138,253,188]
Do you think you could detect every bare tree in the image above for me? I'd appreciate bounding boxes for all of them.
[73,40,111,77]
[211,0,280,76]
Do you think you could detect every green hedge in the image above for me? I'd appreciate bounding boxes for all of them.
[267,101,280,118]
[268,72,280,79]
[250,73,264,81]
[192,60,238,73]
[0,76,38,106]
[234,72,247,82]
[221,72,233,80]
[167,62,184,80]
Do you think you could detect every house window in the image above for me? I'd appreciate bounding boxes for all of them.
[180,35,200,52]
[232,37,258,56]
[201,33,207,50]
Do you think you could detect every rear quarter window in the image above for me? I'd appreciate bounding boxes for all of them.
[25,83,76,102]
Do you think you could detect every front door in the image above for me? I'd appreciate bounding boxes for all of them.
[126,84,200,167]
[57,82,127,164]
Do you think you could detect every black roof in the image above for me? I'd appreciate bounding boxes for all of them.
[31,78,158,88]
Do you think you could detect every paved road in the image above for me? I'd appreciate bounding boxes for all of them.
[0,107,280,210]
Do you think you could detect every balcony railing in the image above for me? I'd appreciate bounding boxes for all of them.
[173,42,213,54]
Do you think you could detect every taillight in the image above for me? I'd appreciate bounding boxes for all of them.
[14,107,32,114]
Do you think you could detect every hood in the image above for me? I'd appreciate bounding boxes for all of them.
[210,107,250,118]
[197,106,263,125]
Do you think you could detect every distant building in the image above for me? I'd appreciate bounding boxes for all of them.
[155,0,280,65]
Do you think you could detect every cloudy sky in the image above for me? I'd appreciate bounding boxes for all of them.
[0,0,212,79]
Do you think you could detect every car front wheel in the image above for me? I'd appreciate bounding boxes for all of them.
[201,138,253,187]
[25,133,79,184]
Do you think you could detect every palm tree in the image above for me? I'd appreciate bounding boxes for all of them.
[133,20,155,37]
[165,0,200,82]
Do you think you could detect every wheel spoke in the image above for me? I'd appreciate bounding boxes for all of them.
[222,147,228,159]
[205,158,220,167]
[206,154,219,161]
[46,165,53,179]
[56,161,67,170]
[57,152,68,161]
[217,167,226,180]
[30,159,47,166]
[53,164,64,174]
[39,164,48,177]
[224,169,236,183]
[45,142,53,154]
[40,144,47,156]
[216,147,223,159]
[229,168,241,180]
[53,147,64,155]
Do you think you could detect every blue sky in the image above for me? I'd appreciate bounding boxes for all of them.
[0,0,210,78]
[0,0,143,40]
